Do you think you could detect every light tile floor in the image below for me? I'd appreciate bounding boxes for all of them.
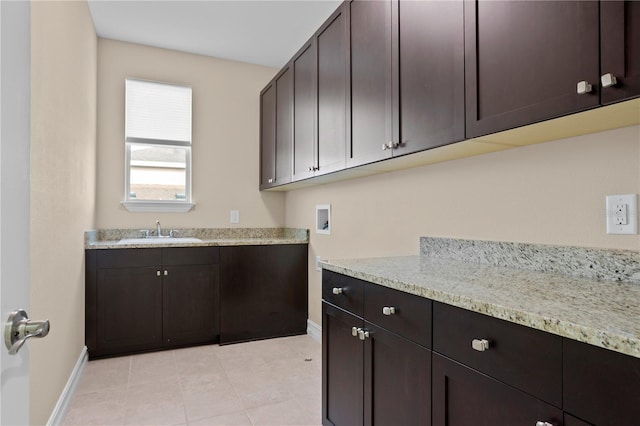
[64,335,322,426]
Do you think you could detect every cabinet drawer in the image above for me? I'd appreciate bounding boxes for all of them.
[162,247,219,266]
[364,282,431,348]
[433,302,562,407]
[97,248,161,268]
[322,270,365,317]
[563,338,640,426]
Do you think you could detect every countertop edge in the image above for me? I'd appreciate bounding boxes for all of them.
[86,238,308,249]
[320,262,640,359]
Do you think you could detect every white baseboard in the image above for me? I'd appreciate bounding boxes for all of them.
[47,346,88,426]
[307,319,321,343]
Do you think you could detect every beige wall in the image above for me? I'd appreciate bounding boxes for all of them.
[30,1,97,424]
[284,125,640,326]
[96,39,283,229]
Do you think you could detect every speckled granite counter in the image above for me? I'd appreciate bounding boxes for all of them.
[85,227,308,249]
[320,238,640,359]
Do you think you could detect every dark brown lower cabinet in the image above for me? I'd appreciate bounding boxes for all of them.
[432,353,563,426]
[162,264,219,346]
[364,322,431,426]
[87,247,220,358]
[97,266,163,355]
[220,244,308,344]
[322,302,431,426]
[322,303,364,426]
[564,414,592,426]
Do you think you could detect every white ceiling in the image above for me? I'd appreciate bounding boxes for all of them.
[87,0,342,69]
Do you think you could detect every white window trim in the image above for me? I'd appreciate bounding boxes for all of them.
[123,78,195,212]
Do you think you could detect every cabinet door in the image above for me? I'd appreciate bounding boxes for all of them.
[364,322,430,426]
[600,0,640,104]
[162,264,219,346]
[219,244,308,344]
[275,65,293,185]
[563,338,640,426]
[96,267,162,356]
[322,303,364,426]
[317,4,349,176]
[398,0,464,154]
[432,354,563,426]
[292,40,316,181]
[259,82,276,189]
[348,0,396,167]
[465,0,600,138]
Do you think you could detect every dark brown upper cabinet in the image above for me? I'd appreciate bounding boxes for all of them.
[316,3,350,176]
[348,0,397,167]
[259,82,276,189]
[465,1,601,138]
[259,66,293,190]
[348,0,464,168]
[398,0,465,155]
[292,40,317,182]
[600,1,640,104]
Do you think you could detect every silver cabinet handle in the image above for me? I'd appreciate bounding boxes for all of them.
[358,329,370,340]
[157,270,161,277]
[5,309,50,355]
[601,73,617,88]
[577,80,593,94]
[308,166,319,172]
[267,178,274,183]
[382,142,392,151]
[332,287,343,295]
[352,326,359,337]
[536,422,554,426]
[382,306,396,316]
[472,338,490,351]
[164,270,169,276]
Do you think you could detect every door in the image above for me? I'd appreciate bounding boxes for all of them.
[259,82,276,189]
[1,1,32,424]
[432,353,563,426]
[292,40,316,181]
[163,264,219,346]
[363,322,431,426]
[600,0,640,104]
[465,0,600,138]
[399,0,464,154]
[322,302,363,426]
[316,4,349,176]
[348,0,396,167]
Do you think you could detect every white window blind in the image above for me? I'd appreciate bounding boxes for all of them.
[126,79,192,146]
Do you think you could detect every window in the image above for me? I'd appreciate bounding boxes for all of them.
[124,78,194,212]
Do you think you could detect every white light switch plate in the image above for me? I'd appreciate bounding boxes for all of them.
[606,194,638,234]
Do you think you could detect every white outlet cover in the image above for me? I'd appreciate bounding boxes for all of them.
[230,210,240,224]
[606,194,638,234]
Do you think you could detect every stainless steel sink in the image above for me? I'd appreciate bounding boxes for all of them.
[117,237,203,245]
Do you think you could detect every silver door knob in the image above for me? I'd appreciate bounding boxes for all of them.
[601,73,617,88]
[472,338,490,351]
[332,287,344,295]
[576,80,593,94]
[536,422,554,426]
[382,306,396,315]
[5,309,50,355]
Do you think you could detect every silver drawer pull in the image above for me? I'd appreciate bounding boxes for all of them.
[576,80,593,94]
[472,338,490,351]
[382,306,396,316]
[601,73,617,88]
[332,287,344,295]
[352,326,359,337]
[358,329,370,340]
[536,422,554,426]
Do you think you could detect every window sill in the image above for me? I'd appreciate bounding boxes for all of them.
[122,200,195,213]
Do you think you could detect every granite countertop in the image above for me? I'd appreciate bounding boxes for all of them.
[85,227,308,249]
[320,239,640,359]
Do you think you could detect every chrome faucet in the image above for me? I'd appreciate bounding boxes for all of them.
[156,220,162,237]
